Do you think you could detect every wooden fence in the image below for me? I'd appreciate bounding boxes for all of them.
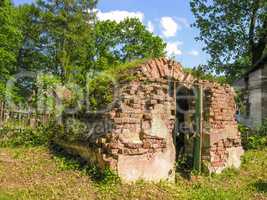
[0,101,50,128]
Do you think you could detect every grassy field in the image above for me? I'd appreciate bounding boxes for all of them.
[0,146,266,200]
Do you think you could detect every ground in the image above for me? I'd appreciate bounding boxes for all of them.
[0,146,266,200]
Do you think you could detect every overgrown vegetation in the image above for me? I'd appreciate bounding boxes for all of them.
[0,146,266,200]
[87,58,149,111]
[183,67,227,84]
[0,120,58,147]
[239,119,267,150]
[51,144,120,185]
[0,107,266,200]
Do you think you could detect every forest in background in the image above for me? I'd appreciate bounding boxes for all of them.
[0,0,166,107]
[0,0,266,107]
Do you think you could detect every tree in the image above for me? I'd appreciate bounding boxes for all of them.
[33,0,98,83]
[0,1,21,82]
[0,0,166,104]
[93,18,166,71]
[116,18,166,61]
[0,0,23,99]
[33,2,166,82]
[16,4,46,72]
[190,0,267,81]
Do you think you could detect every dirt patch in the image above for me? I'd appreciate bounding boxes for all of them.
[0,147,96,200]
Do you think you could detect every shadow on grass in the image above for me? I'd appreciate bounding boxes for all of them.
[252,180,267,193]
[48,142,120,185]
[176,167,192,180]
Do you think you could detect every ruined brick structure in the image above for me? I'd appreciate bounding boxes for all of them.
[58,58,243,182]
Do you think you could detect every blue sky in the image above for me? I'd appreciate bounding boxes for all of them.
[13,0,209,68]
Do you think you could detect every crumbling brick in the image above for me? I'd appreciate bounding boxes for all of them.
[59,58,243,182]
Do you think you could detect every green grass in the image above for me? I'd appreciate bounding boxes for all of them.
[0,146,266,200]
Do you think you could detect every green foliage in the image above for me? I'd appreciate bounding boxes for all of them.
[52,144,120,184]
[257,118,267,134]
[0,0,166,105]
[59,118,88,142]
[190,0,267,82]
[246,135,267,150]
[176,155,193,176]
[33,0,97,84]
[94,18,166,71]
[0,120,59,147]
[235,89,248,115]
[187,183,243,200]
[183,67,227,84]
[17,1,165,86]
[0,0,23,99]
[16,4,45,72]
[0,146,267,199]
[0,0,22,72]
[0,126,47,147]
[216,167,240,179]
[239,121,267,150]
[53,154,81,171]
[35,74,61,112]
[251,179,267,194]
[87,58,149,111]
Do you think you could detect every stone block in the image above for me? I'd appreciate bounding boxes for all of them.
[117,151,175,183]
[119,129,142,144]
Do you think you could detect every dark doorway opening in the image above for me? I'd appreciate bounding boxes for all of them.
[175,85,196,171]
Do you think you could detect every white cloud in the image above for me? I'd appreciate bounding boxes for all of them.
[166,41,183,57]
[147,21,154,33]
[96,10,144,23]
[188,50,199,56]
[160,17,180,37]
[176,17,190,28]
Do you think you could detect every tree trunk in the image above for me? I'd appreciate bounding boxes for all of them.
[248,0,260,65]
